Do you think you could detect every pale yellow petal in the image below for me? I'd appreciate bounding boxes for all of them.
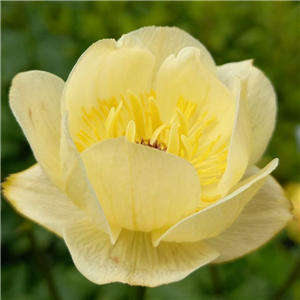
[9,71,64,190]
[152,159,278,246]
[60,114,122,243]
[128,26,216,77]
[217,77,252,196]
[247,67,277,165]
[2,164,84,236]
[62,36,155,140]
[63,218,219,287]
[81,137,201,232]
[207,169,292,263]
[217,61,276,166]
[156,47,235,143]
[217,60,253,89]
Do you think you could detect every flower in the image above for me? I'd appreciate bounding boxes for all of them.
[3,26,292,287]
[285,182,300,243]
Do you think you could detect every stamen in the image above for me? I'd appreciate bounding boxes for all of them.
[167,123,179,155]
[150,124,170,145]
[175,107,188,136]
[105,107,115,138]
[125,120,136,142]
[82,116,93,129]
[128,91,146,138]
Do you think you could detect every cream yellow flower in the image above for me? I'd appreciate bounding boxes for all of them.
[285,182,300,243]
[3,26,292,287]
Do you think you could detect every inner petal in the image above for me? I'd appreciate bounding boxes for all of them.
[62,35,155,144]
[81,137,201,232]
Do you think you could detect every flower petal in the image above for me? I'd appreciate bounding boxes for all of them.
[217,77,252,196]
[128,26,216,77]
[9,71,65,190]
[152,159,278,246]
[80,137,201,232]
[2,164,84,236]
[217,61,276,166]
[60,114,122,243]
[156,47,235,141]
[63,218,219,287]
[62,35,155,140]
[206,169,292,263]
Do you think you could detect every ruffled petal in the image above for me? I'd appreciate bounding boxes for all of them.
[152,159,278,246]
[2,164,84,236]
[62,35,155,140]
[80,137,201,232]
[128,26,215,78]
[60,114,122,243]
[217,61,276,166]
[9,71,65,190]
[206,169,292,263]
[63,218,219,287]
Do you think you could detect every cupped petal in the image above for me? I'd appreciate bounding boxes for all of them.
[206,169,292,263]
[63,218,219,287]
[60,114,122,243]
[152,159,278,246]
[2,164,84,236]
[80,137,201,233]
[9,71,65,190]
[156,47,235,143]
[217,61,276,166]
[217,77,252,196]
[62,35,155,140]
[128,26,216,78]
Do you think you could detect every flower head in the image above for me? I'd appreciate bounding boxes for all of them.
[285,182,300,243]
[3,26,292,287]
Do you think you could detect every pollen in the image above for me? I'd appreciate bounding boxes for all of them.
[75,90,228,204]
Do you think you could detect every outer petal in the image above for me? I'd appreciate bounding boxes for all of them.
[62,35,155,140]
[63,218,219,287]
[206,170,292,263]
[128,26,216,78]
[9,71,64,190]
[156,47,235,142]
[217,77,251,196]
[2,164,84,236]
[80,137,201,232]
[152,159,278,246]
[217,61,276,166]
[60,114,122,243]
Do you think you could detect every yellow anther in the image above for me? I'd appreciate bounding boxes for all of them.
[150,124,170,145]
[201,194,221,202]
[181,135,193,160]
[125,120,136,142]
[128,91,146,138]
[167,123,179,155]
[94,127,101,141]
[175,107,188,136]
[82,116,93,129]
[148,96,162,133]
[75,141,86,152]
[202,177,217,186]
[110,101,123,138]
[105,107,115,138]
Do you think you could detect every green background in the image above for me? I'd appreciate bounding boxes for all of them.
[1,1,299,300]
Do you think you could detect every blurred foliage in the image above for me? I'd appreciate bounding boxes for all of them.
[1,2,299,300]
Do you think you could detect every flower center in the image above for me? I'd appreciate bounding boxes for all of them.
[75,90,228,203]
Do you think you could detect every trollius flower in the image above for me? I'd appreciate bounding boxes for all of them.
[3,27,292,286]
